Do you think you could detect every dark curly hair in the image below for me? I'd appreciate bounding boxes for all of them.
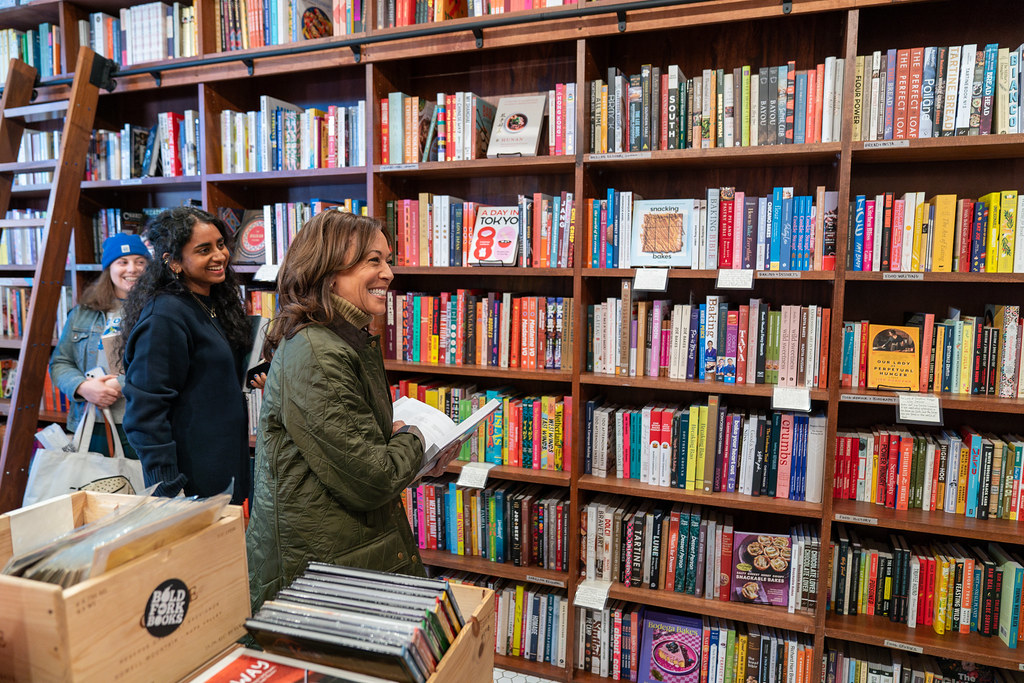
[120,207,251,354]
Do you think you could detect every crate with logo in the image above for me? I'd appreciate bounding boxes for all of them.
[0,491,250,682]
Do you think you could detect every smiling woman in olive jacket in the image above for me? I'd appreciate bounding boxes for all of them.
[247,211,454,611]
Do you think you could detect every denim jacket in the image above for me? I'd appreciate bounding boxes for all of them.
[49,305,109,432]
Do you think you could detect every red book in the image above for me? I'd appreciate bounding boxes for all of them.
[813,62,825,144]
[893,49,911,139]
[919,312,935,392]
[736,305,749,384]
[876,431,890,503]
[906,47,925,139]
[818,307,830,389]
[896,435,913,510]
[719,523,734,601]
[956,198,975,273]
[660,72,670,150]
[886,433,900,508]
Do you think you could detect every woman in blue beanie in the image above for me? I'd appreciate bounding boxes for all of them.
[49,232,151,456]
[121,207,252,504]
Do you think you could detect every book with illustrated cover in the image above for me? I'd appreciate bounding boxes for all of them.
[630,199,692,268]
[866,323,920,391]
[468,206,519,266]
[292,0,333,41]
[231,210,267,265]
[730,531,792,607]
[189,646,394,682]
[636,610,702,683]
[487,94,547,158]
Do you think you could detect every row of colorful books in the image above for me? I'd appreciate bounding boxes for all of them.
[841,305,1023,397]
[830,526,1024,646]
[372,0,589,30]
[834,426,1024,522]
[584,398,826,503]
[214,0,335,52]
[846,190,1024,274]
[825,647,1020,683]
[383,290,573,372]
[0,212,47,267]
[223,199,366,266]
[91,209,156,262]
[389,378,571,470]
[0,283,71,340]
[40,366,71,413]
[14,128,60,187]
[590,58,846,154]
[443,573,568,666]
[385,191,577,268]
[219,99,367,173]
[76,3,199,68]
[244,288,278,318]
[87,114,198,180]
[588,186,839,271]
[0,25,62,81]
[403,480,569,570]
[577,608,815,683]
[852,43,1024,141]
[589,292,831,388]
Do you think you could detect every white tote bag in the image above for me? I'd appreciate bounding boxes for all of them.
[22,406,146,507]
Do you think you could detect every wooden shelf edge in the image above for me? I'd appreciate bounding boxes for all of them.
[0,400,65,423]
[851,133,1024,163]
[580,372,829,400]
[445,461,570,487]
[607,584,816,634]
[831,500,1024,545]
[384,360,573,381]
[584,142,842,168]
[845,271,1024,283]
[825,614,1024,670]
[495,654,569,682]
[420,549,570,588]
[577,475,824,518]
[393,266,574,276]
[838,389,1024,414]
[582,268,836,281]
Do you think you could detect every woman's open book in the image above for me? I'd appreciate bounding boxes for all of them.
[391,396,501,476]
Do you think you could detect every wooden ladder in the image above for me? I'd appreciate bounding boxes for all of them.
[0,48,117,512]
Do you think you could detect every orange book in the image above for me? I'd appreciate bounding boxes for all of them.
[510,297,522,368]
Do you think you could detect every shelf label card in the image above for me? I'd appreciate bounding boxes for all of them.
[756,270,802,279]
[716,269,755,290]
[380,163,419,171]
[526,575,567,589]
[772,386,811,412]
[834,513,878,525]
[254,264,281,283]
[896,393,942,426]
[841,393,897,404]
[634,268,669,292]
[573,579,612,611]
[882,272,924,281]
[883,640,923,654]
[122,177,143,185]
[590,152,652,161]
[863,140,911,149]
[455,462,495,489]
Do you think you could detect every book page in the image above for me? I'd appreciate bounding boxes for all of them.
[392,397,501,474]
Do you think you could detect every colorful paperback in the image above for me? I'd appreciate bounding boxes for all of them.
[637,611,702,683]
[730,531,792,607]
[630,199,692,268]
[468,206,520,266]
[866,324,920,391]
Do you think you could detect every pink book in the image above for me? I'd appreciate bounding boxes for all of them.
[649,300,663,377]
[416,484,427,549]
[532,398,542,469]
[891,199,905,271]
[736,305,749,384]
[732,190,745,267]
[661,324,671,378]
[623,409,631,478]
[776,413,794,499]
[555,83,565,156]
[863,198,876,271]
[805,69,817,144]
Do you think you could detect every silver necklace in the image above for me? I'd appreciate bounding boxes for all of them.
[188,289,216,318]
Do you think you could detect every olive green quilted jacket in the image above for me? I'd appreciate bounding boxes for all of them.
[246,317,425,611]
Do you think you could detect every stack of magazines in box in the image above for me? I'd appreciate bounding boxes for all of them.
[246,563,465,683]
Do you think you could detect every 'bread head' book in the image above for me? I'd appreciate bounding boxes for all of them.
[487,94,547,158]
[867,323,920,391]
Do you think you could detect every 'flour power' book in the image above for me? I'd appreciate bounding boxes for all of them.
[487,94,547,158]
[637,611,702,683]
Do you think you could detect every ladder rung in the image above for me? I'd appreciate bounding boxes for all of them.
[0,219,46,229]
[4,100,70,120]
[0,159,58,174]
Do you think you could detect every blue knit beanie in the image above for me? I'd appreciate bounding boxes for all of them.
[101,233,151,270]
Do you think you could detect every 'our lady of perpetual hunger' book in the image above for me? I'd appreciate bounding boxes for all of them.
[867,323,920,391]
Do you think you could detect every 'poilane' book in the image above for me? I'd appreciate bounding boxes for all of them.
[636,610,702,683]
[487,94,548,158]
[866,323,920,391]
[630,199,693,268]
[392,396,501,474]
[468,206,519,266]
[730,531,792,607]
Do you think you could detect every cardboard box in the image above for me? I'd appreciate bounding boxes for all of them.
[0,491,250,682]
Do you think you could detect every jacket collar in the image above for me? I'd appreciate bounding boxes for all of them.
[325,314,371,350]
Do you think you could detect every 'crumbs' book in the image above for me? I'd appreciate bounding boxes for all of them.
[637,611,702,683]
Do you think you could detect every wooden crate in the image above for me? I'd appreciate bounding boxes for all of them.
[429,583,495,683]
[0,491,251,682]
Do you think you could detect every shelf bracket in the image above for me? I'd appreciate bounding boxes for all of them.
[242,59,254,77]
[781,0,792,13]
[616,10,627,32]
[350,44,362,63]
[150,71,162,87]
[472,27,484,49]
[90,55,118,92]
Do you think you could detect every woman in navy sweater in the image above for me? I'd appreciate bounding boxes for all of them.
[121,207,252,504]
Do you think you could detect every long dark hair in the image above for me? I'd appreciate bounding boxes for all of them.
[263,211,386,359]
[121,207,250,352]
[77,266,120,313]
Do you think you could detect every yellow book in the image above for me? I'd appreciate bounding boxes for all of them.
[998,190,1018,272]
[469,491,480,555]
[600,84,609,154]
[695,405,709,491]
[932,550,948,635]
[911,200,928,272]
[930,194,957,272]
[686,404,700,490]
[502,395,511,465]
[511,584,525,657]
[417,191,432,267]
[980,191,1001,272]
[955,444,970,515]
[455,488,465,555]
[867,324,920,391]
[542,395,556,469]
[958,319,974,395]
[735,630,747,683]
[932,324,945,391]
[424,387,439,411]
[554,399,564,471]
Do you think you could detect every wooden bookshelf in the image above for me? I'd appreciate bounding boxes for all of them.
[445,460,571,487]
[385,360,573,382]
[580,372,831,401]
[419,549,570,588]
[582,268,837,281]
[832,500,1024,547]
[0,400,64,423]
[495,654,570,682]
[838,388,1024,414]
[584,141,842,170]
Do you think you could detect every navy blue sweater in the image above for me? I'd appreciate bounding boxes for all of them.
[123,292,250,504]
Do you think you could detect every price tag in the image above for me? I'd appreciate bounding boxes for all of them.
[896,393,942,426]
[633,268,669,292]
[380,163,420,171]
[834,513,878,525]
[772,386,811,412]
[253,264,280,282]
[8,495,75,556]
[882,272,924,281]
[526,575,566,588]
[455,462,495,489]
[573,579,612,611]
[863,140,911,149]
[883,640,923,654]
[716,269,754,290]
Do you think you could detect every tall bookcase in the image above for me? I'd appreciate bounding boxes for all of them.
[3,0,1024,679]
